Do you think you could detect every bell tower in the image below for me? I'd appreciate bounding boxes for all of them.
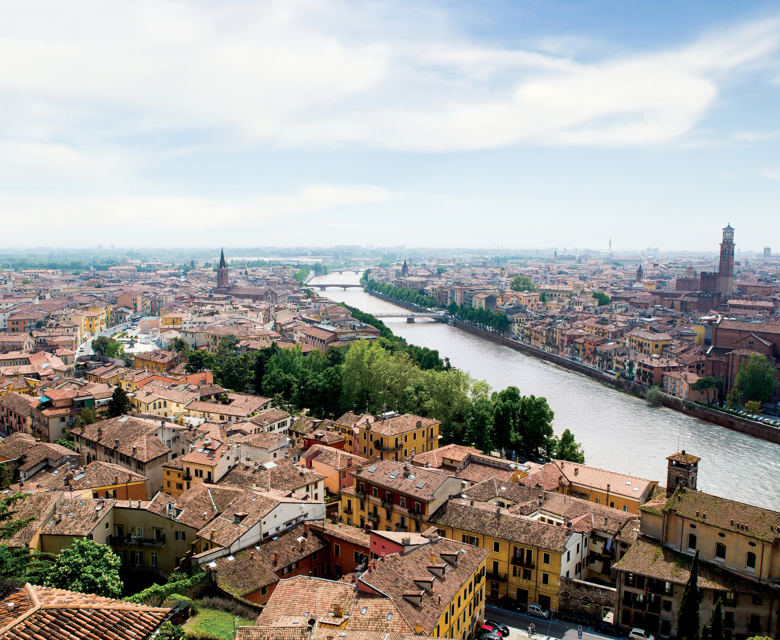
[217,249,229,291]
[717,224,735,295]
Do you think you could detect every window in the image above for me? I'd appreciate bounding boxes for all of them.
[150,552,157,567]
[334,544,340,557]
[523,569,532,581]
[724,611,734,629]
[746,551,757,570]
[715,543,726,560]
[567,550,570,562]
[623,505,628,512]
[175,531,185,541]
[493,541,500,553]
[687,533,697,550]
[543,553,550,565]
[595,497,600,504]
[400,496,406,508]
[542,572,549,585]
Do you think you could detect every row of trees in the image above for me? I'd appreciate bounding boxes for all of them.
[364,279,436,308]
[447,303,511,334]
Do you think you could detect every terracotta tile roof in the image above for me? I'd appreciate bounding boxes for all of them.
[256,576,356,627]
[358,538,489,635]
[368,415,439,438]
[428,498,574,552]
[0,583,170,640]
[215,525,328,597]
[309,521,371,548]
[148,483,242,530]
[71,416,170,463]
[236,627,310,640]
[196,490,282,548]
[39,497,114,537]
[249,408,291,428]
[352,461,455,502]
[0,392,39,417]
[663,488,780,543]
[521,460,655,500]
[614,537,773,595]
[3,493,61,548]
[302,445,369,471]
[411,444,480,468]
[220,459,326,493]
[17,460,146,493]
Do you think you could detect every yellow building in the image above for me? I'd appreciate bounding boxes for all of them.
[351,414,440,463]
[161,313,185,328]
[163,459,186,497]
[340,461,461,534]
[428,498,583,612]
[359,536,490,639]
[625,329,673,356]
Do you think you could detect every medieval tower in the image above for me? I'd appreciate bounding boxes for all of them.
[717,224,735,295]
[217,248,229,291]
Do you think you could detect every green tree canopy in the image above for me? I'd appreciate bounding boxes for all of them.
[734,354,778,403]
[591,291,611,306]
[556,428,585,463]
[45,539,122,598]
[510,275,536,292]
[107,386,132,418]
[646,385,662,407]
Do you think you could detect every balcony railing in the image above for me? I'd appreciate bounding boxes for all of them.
[355,489,366,499]
[486,571,507,583]
[110,534,166,547]
[382,500,393,510]
[378,443,403,453]
[510,555,535,568]
[342,506,353,515]
[395,523,407,532]
[409,510,424,520]
[367,513,380,523]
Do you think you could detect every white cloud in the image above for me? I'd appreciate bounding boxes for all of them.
[0,1,777,155]
[761,168,780,180]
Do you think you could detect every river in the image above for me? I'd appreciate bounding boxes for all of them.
[309,271,780,510]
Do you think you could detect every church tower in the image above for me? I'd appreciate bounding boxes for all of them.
[636,264,643,282]
[217,249,229,291]
[717,224,735,295]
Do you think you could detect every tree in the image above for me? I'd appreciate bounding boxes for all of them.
[677,550,701,640]
[726,387,741,410]
[709,598,724,640]
[465,397,495,452]
[91,335,111,355]
[745,400,762,414]
[646,385,662,408]
[45,539,122,598]
[492,386,523,448]
[556,428,585,463]
[107,386,132,418]
[592,292,611,306]
[734,354,778,403]
[168,337,190,355]
[510,275,536,292]
[519,395,556,456]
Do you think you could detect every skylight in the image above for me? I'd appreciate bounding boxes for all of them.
[415,481,426,489]
[367,465,378,473]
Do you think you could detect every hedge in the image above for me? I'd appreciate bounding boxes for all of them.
[123,572,206,606]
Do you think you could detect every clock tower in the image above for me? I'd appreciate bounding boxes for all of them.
[717,225,734,295]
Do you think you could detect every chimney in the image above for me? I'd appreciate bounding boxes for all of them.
[430,552,436,563]
[114,439,119,448]
[210,531,216,540]
[132,445,137,456]
[250,551,255,560]
[300,538,307,552]
[304,523,309,536]
[574,467,579,476]
[273,552,280,565]
[114,476,119,484]
[333,604,343,618]
[97,427,103,440]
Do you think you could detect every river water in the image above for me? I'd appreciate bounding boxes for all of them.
[310,271,780,510]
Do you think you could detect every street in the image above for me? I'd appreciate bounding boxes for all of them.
[484,606,619,640]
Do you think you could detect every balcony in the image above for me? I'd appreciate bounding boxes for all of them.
[395,523,407,532]
[377,442,403,453]
[109,534,166,547]
[510,556,535,569]
[355,489,366,499]
[342,506,353,515]
[409,510,424,520]
[382,500,393,510]
[367,513,380,523]
[486,571,507,583]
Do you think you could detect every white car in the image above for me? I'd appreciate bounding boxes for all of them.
[629,629,655,640]
[526,603,550,619]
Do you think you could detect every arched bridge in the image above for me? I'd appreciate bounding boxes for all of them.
[372,312,446,323]
[306,283,365,290]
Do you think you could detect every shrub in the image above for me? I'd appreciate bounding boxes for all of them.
[645,385,662,408]
[123,572,206,606]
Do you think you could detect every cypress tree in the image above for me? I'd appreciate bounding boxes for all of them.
[107,386,132,418]
[701,625,711,640]
[677,550,701,640]
[710,598,724,640]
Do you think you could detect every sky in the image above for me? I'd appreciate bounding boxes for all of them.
[1,0,780,252]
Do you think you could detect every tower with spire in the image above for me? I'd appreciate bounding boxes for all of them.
[216,248,229,291]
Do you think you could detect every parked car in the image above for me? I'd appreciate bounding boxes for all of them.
[629,629,655,640]
[483,621,510,637]
[527,603,551,619]
[477,625,502,640]
[496,597,526,613]
[595,622,623,637]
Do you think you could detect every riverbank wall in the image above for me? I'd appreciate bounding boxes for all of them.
[364,289,443,317]
[450,318,780,445]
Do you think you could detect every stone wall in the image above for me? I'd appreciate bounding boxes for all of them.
[558,576,617,619]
